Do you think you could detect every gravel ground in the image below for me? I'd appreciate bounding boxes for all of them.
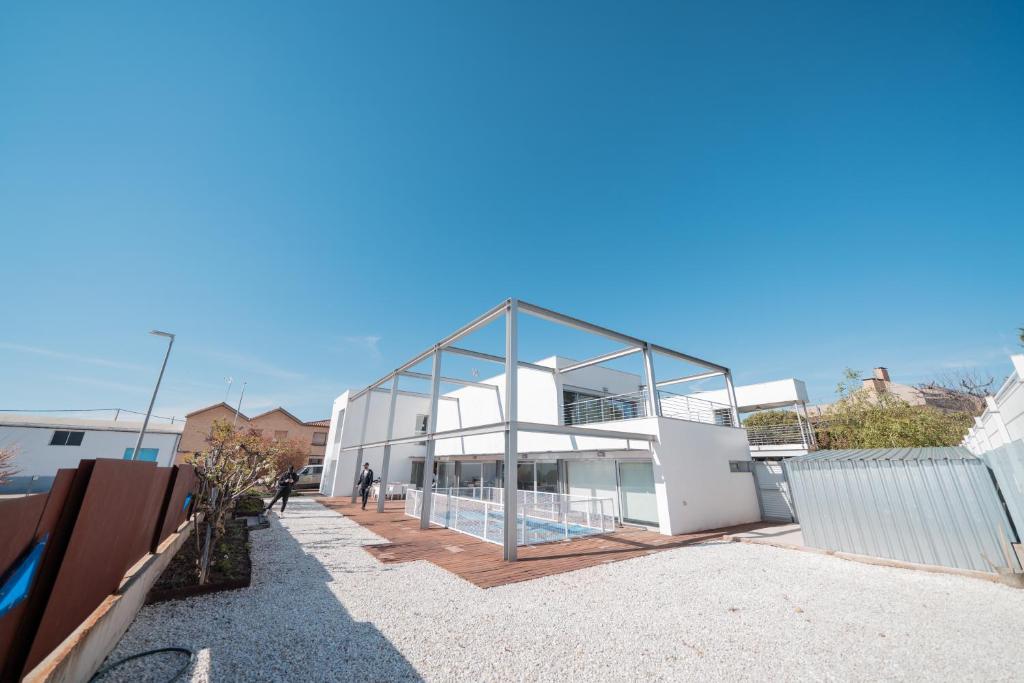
[105,497,1024,682]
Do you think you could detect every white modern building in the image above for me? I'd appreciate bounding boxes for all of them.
[0,415,183,494]
[319,299,770,561]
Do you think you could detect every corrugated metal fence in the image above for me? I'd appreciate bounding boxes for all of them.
[979,439,1024,536]
[784,448,1019,573]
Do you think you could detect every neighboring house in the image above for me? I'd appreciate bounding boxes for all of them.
[0,415,182,494]
[809,366,984,416]
[174,402,329,465]
[319,300,764,554]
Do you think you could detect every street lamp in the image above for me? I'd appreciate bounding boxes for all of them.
[131,330,175,461]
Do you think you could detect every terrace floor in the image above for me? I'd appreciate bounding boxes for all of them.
[317,497,770,588]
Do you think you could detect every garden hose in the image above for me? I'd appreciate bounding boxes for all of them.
[89,646,195,682]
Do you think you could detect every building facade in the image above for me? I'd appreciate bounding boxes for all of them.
[318,299,766,561]
[0,415,182,494]
[175,403,329,465]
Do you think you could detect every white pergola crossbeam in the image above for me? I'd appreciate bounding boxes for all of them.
[558,346,642,374]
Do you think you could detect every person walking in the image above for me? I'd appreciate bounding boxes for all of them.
[265,465,300,516]
[357,462,374,510]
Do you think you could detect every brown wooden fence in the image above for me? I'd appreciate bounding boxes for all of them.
[0,459,196,681]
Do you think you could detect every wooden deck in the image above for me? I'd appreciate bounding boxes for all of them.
[317,497,769,588]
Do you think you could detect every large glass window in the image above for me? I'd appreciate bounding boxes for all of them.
[516,461,560,492]
[410,461,424,488]
[618,461,659,526]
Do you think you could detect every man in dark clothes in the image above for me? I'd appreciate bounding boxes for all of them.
[265,465,300,515]
[357,462,374,510]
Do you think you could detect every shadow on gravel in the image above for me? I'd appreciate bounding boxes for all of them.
[103,502,422,682]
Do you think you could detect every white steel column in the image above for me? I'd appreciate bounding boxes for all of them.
[800,401,818,450]
[503,299,519,561]
[641,342,661,418]
[376,377,400,513]
[723,371,740,428]
[793,402,808,450]
[350,388,372,503]
[419,348,443,529]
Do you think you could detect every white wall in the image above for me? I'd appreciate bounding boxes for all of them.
[320,388,433,497]
[963,355,1024,454]
[651,418,760,535]
[689,378,809,411]
[0,423,181,478]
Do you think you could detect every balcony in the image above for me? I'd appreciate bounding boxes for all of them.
[744,422,815,448]
[563,389,735,427]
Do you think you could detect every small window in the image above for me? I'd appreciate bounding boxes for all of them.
[50,430,85,446]
[312,431,328,446]
[729,460,753,473]
[274,430,288,440]
[415,414,428,433]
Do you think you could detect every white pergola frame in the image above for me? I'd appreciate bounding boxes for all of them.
[340,298,739,562]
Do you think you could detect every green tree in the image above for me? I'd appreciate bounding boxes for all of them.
[743,410,799,427]
[816,368,974,449]
[187,420,306,583]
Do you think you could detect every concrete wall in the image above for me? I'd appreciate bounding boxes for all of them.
[0,423,180,478]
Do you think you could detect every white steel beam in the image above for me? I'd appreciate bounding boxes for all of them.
[444,346,555,373]
[337,421,509,452]
[503,300,519,561]
[649,343,728,374]
[515,421,655,442]
[400,370,496,390]
[419,348,443,529]
[558,346,642,374]
[518,300,645,348]
[654,370,724,388]
[376,376,400,513]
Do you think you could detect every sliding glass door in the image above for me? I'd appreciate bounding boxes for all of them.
[618,461,658,526]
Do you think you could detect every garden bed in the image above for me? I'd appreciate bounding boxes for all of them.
[146,519,252,604]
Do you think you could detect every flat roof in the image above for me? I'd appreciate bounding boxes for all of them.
[0,414,184,434]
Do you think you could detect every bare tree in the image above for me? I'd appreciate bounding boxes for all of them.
[0,446,20,485]
[918,370,993,415]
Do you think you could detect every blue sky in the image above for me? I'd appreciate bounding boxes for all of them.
[1,1,1022,422]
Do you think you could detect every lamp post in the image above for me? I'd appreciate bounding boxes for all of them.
[131,330,175,461]
[233,380,247,425]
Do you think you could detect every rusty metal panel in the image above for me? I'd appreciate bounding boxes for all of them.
[24,459,159,672]
[0,494,48,573]
[153,465,196,549]
[0,466,88,681]
[130,466,172,561]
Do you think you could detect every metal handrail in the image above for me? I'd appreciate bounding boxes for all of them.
[563,389,734,427]
[744,422,814,446]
